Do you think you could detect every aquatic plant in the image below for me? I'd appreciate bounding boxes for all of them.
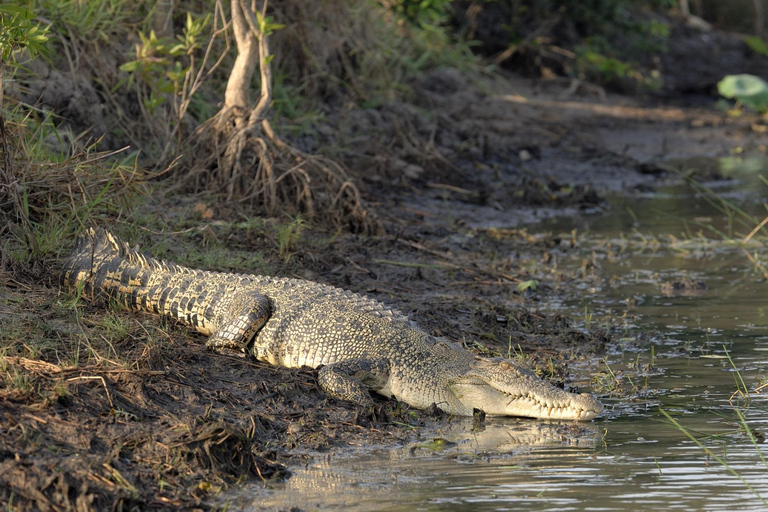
[660,407,767,507]
[660,352,768,507]
[718,74,768,113]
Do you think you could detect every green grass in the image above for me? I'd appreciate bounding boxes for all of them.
[661,407,768,507]
[659,351,768,506]
[124,212,310,275]
[33,0,148,45]
[276,215,307,261]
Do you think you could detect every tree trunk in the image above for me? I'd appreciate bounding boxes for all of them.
[753,0,764,38]
[224,0,260,112]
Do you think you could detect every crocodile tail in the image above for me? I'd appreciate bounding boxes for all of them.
[98,228,156,270]
[63,228,167,290]
[69,227,192,274]
[64,227,131,268]
[61,227,102,285]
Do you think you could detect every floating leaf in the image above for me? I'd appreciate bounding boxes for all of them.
[717,74,768,112]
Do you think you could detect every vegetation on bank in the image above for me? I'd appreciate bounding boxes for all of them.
[3,0,744,251]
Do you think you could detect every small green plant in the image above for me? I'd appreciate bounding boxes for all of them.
[575,45,661,90]
[661,407,768,507]
[276,216,307,260]
[718,74,768,113]
[271,69,325,134]
[31,0,135,45]
[745,36,768,57]
[577,50,634,80]
[0,4,49,178]
[682,173,768,244]
[121,13,211,116]
[0,5,49,65]
[506,340,526,361]
[346,1,483,106]
[723,344,751,405]
[119,10,226,160]
[383,0,453,27]
[591,361,625,395]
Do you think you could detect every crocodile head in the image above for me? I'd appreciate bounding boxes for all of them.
[446,356,603,421]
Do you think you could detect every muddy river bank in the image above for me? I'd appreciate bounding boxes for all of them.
[2,71,768,511]
[225,156,768,511]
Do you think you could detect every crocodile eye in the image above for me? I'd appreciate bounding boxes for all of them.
[500,361,512,370]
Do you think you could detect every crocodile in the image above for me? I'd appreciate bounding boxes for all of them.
[60,228,603,421]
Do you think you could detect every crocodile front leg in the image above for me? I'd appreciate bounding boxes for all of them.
[205,292,271,356]
[317,358,391,407]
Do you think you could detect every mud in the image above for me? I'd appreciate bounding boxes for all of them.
[4,24,768,512]
[0,246,610,511]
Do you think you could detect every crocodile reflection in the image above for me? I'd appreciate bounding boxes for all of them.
[222,419,602,510]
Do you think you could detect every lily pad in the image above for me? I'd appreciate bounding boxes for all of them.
[717,74,768,112]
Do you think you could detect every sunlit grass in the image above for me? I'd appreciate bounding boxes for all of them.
[660,349,768,507]
[660,407,768,507]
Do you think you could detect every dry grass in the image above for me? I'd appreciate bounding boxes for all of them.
[0,111,146,273]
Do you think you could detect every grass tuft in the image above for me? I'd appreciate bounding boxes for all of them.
[1,110,146,268]
[661,407,768,507]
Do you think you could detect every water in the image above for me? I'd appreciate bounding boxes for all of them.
[225,158,768,511]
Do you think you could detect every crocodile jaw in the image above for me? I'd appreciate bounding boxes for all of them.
[448,358,604,421]
[451,382,603,420]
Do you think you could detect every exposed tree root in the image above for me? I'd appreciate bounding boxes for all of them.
[185,110,378,233]
[176,0,379,234]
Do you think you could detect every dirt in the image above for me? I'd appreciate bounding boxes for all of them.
[0,231,610,511]
[3,25,768,512]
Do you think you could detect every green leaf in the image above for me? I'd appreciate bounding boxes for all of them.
[0,5,35,19]
[168,44,186,56]
[0,4,49,60]
[119,61,141,72]
[717,74,768,112]
[745,36,768,57]
[166,62,189,82]
[158,80,175,94]
[517,280,538,292]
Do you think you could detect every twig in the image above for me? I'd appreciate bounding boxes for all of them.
[374,259,459,271]
[741,248,768,280]
[426,182,479,197]
[67,375,114,409]
[493,12,562,65]
[742,214,768,244]
[0,112,13,177]
[4,356,63,374]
